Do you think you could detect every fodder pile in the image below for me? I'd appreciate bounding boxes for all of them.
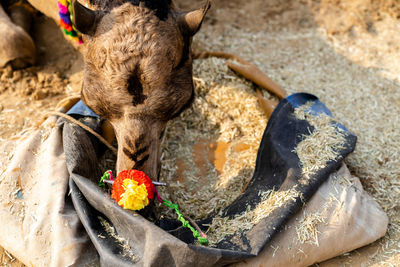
[157,58,267,220]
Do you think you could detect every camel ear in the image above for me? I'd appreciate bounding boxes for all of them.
[177,0,211,36]
[72,0,103,35]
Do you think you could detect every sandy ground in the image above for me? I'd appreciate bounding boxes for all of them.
[1,0,400,266]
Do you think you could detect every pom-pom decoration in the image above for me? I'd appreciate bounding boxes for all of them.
[57,0,83,44]
[110,170,154,211]
[99,170,209,245]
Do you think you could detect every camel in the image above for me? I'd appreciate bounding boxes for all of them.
[1,0,285,179]
[1,0,212,179]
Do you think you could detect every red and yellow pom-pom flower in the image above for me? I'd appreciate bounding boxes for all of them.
[111,170,154,211]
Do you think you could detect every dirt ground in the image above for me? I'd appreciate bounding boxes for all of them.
[1,0,400,266]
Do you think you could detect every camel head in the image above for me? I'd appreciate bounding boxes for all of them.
[74,0,210,179]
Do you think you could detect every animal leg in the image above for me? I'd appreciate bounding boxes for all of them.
[0,2,35,69]
[7,0,35,34]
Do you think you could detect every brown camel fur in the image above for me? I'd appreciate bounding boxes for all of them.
[1,0,210,179]
[1,0,287,179]
[4,0,208,180]
[76,0,211,178]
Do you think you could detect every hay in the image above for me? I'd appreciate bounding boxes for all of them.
[295,210,326,247]
[295,168,353,247]
[206,188,301,247]
[293,102,347,180]
[157,51,350,249]
[158,57,267,220]
[191,8,400,261]
[98,216,137,262]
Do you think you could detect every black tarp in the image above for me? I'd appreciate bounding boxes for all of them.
[61,93,356,266]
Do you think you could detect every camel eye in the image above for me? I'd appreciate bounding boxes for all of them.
[127,74,147,106]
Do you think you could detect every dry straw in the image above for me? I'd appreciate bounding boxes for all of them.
[158,57,267,220]
[193,19,400,262]
[295,210,326,247]
[98,216,137,261]
[294,168,354,247]
[158,57,350,248]
[206,188,301,246]
[293,102,347,180]
[292,102,350,247]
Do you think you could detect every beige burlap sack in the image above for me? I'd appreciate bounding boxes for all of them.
[0,117,97,267]
[235,164,388,267]
[0,116,388,266]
